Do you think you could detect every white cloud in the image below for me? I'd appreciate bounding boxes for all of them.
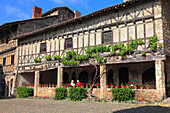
[4,4,30,19]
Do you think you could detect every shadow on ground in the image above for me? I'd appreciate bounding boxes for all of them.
[0,96,15,100]
[113,106,170,113]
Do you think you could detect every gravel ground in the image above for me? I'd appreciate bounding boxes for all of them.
[0,98,169,113]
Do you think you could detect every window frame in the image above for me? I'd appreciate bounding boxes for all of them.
[11,55,14,65]
[3,58,6,66]
[102,30,113,44]
[40,43,47,53]
[65,38,73,49]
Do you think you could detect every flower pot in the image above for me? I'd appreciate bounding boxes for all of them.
[106,86,109,88]
[81,86,84,88]
[55,85,57,88]
[140,87,143,89]
[126,86,130,88]
[146,87,150,89]
[86,86,88,88]
[121,86,125,88]
[97,86,99,88]
[110,86,113,88]
[134,86,137,89]
[90,86,92,88]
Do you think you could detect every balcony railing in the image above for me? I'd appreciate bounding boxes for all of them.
[0,41,16,53]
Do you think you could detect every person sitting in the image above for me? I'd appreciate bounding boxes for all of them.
[76,80,81,87]
[70,80,75,87]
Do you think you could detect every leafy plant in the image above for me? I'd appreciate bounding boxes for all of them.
[159,43,163,48]
[54,88,67,100]
[45,55,51,61]
[53,55,61,60]
[138,38,144,45]
[142,52,146,56]
[68,87,87,101]
[16,87,33,98]
[112,88,134,102]
[34,57,41,63]
[148,35,158,51]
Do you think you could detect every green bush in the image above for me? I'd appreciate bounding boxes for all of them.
[16,87,33,98]
[112,88,134,102]
[54,88,67,100]
[69,87,87,101]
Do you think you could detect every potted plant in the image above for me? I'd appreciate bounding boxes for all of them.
[115,84,119,88]
[49,83,51,88]
[96,83,100,88]
[34,57,41,63]
[146,84,150,89]
[45,55,51,61]
[86,84,88,88]
[142,52,146,57]
[121,83,125,88]
[53,55,61,60]
[140,84,143,89]
[52,84,55,88]
[110,83,114,88]
[81,84,84,88]
[55,84,57,88]
[89,83,92,88]
[134,84,138,89]
[126,82,130,88]
[38,83,41,87]
[106,84,109,88]
[45,84,48,87]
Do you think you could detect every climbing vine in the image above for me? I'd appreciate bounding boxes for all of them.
[34,35,158,65]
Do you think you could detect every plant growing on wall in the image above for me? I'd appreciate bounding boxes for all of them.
[45,55,51,61]
[148,35,158,51]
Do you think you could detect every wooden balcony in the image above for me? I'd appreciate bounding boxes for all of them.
[0,41,16,54]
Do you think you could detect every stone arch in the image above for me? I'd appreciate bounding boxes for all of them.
[119,67,129,84]
[79,71,89,83]
[71,72,76,83]
[107,69,114,84]
[142,67,155,84]
[63,72,69,83]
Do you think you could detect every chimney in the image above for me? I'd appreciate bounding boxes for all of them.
[74,10,81,18]
[32,6,42,19]
[123,0,131,2]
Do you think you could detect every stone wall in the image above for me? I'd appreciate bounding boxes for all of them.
[35,87,159,101]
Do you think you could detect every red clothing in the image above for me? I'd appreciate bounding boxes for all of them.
[76,82,81,87]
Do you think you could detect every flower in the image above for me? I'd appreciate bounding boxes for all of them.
[86,84,88,86]
[140,84,143,87]
[107,98,109,100]
[121,83,124,86]
[96,83,100,87]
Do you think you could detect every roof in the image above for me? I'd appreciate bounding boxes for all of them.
[42,6,74,17]
[14,0,141,40]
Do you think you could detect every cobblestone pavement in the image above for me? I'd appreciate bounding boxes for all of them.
[0,99,169,113]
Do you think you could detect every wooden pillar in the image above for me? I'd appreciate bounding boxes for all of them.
[11,70,18,95]
[34,71,40,96]
[155,60,166,99]
[57,66,63,87]
[100,64,107,99]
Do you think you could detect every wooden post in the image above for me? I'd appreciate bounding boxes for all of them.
[57,66,63,87]
[34,71,40,97]
[155,60,166,100]
[100,64,107,99]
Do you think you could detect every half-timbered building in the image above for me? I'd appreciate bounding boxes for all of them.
[0,6,75,96]
[2,0,169,100]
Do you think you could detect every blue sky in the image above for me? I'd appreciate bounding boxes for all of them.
[0,0,122,25]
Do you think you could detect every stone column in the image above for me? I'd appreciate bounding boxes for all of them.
[34,71,40,96]
[11,70,18,95]
[57,66,63,87]
[100,64,107,99]
[155,60,166,99]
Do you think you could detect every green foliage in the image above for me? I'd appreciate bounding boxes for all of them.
[53,55,61,60]
[69,87,87,101]
[159,43,163,48]
[45,55,51,61]
[16,87,33,98]
[138,38,144,45]
[142,52,146,56]
[148,35,158,51]
[60,58,78,66]
[34,57,41,63]
[112,88,134,102]
[54,88,67,100]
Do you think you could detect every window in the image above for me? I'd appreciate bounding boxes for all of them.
[3,58,6,66]
[103,31,112,44]
[65,38,72,49]
[40,43,46,53]
[11,55,14,65]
